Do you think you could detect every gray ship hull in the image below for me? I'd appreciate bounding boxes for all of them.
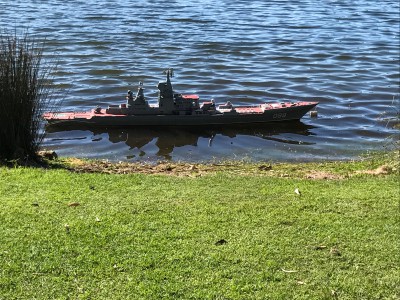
[46,103,317,127]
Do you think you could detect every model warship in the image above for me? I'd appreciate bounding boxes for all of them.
[43,69,318,127]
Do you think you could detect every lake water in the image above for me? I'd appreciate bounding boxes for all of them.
[1,0,399,162]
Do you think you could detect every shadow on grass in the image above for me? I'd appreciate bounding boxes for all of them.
[0,154,67,170]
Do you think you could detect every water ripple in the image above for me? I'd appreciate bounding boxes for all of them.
[0,0,398,161]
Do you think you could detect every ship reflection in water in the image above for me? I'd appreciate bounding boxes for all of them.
[45,121,316,161]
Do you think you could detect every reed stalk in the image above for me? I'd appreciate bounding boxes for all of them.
[0,32,55,160]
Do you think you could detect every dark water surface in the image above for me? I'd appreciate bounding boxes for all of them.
[1,0,399,162]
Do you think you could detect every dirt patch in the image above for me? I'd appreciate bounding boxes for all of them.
[63,158,348,179]
[354,165,393,176]
[64,158,226,177]
[305,171,345,180]
[32,153,397,178]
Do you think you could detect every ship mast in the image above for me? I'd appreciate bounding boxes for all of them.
[157,68,175,112]
[164,68,174,82]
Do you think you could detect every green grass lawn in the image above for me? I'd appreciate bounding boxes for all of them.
[0,154,399,299]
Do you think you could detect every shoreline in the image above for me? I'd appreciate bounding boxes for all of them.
[1,149,398,178]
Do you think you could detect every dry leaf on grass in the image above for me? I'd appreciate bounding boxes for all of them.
[281,268,297,273]
[215,239,228,246]
[330,247,341,256]
[314,245,327,250]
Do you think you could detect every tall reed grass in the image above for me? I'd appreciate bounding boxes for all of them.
[0,33,55,160]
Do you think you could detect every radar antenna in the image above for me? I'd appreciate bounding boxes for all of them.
[163,68,174,79]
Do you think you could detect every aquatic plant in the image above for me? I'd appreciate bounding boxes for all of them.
[0,33,55,160]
